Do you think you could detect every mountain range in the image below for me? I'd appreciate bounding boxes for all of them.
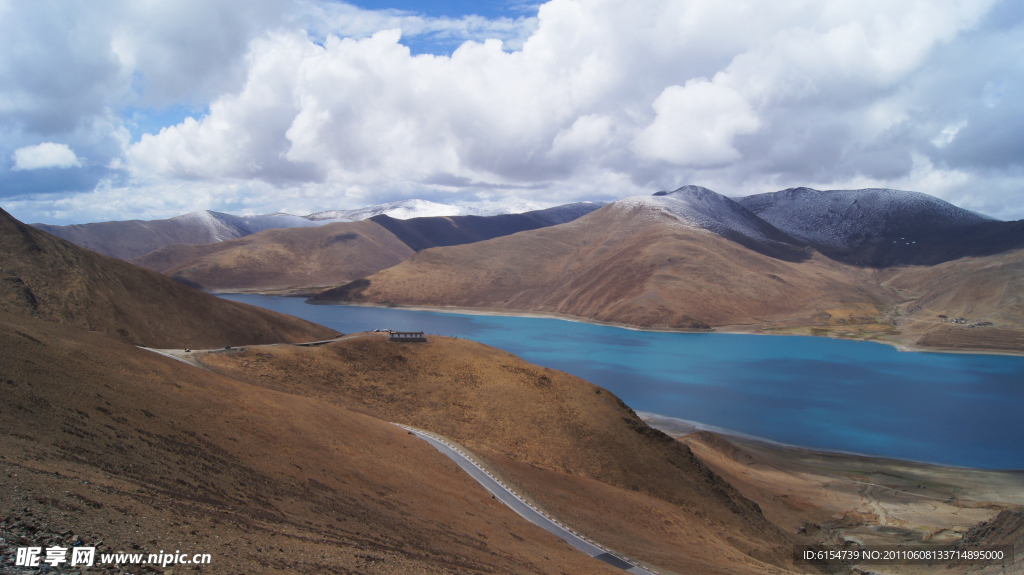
[18,185,1024,353]
[31,199,599,260]
[129,203,605,291]
[312,186,1024,353]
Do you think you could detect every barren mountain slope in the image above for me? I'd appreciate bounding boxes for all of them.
[878,248,1024,351]
[0,208,334,348]
[199,335,807,574]
[32,210,324,260]
[673,430,1024,575]
[0,311,611,575]
[131,220,415,291]
[311,198,897,329]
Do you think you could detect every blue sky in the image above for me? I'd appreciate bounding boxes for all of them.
[2,0,1022,224]
[347,0,529,20]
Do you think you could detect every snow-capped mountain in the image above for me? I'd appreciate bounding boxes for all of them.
[737,187,1009,266]
[608,186,799,243]
[173,211,327,241]
[738,187,994,248]
[600,186,809,261]
[304,199,546,222]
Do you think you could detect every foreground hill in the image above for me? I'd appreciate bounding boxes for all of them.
[0,208,334,348]
[311,188,895,329]
[738,187,1023,266]
[0,311,610,575]
[132,204,605,291]
[197,333,802,574]
[131,220,415,291]
[664,424,1024,575]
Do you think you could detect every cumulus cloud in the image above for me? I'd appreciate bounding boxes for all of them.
[12,143,83,170]
[632,80,761,166]
[3,0,1024,224]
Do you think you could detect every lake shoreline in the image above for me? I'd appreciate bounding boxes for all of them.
[291,298,1024,357]
[638,411,1024,473]
[216,293,1024,470]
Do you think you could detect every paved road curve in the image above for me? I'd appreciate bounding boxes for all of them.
[140,342,661,574]
[395,424,661,575]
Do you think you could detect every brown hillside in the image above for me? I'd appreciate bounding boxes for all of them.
[876,249,1024,351]
[131,220,414,291]
[0,207,334,348]
[312,202,898,329]
[0,311,612,575]
[673,428,1024,575]
[199,335,806,574]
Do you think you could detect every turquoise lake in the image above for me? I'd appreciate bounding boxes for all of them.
[221,294,1024,470]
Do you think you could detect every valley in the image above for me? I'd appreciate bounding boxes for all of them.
[3,186,1021,574]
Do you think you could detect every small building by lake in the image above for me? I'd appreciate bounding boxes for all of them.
[389,331,426,342]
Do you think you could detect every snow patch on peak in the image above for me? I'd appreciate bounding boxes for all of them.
[168,210,325,242]
[217,212,324,234]
[611,195,711,234]
[170,210,240,242]
[305,199,547,222]
[611,186,773,241]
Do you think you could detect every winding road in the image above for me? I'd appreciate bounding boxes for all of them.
[141,341,663,574]
[396,424,661,575]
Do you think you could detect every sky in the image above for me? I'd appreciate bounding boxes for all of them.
[1,0,1022,225]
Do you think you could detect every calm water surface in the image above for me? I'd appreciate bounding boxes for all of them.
[222,295,1024,470]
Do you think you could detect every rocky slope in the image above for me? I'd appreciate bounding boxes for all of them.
[1,208,334,348]
[0,311,611,575]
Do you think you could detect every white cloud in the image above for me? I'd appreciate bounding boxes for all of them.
[4,0,1024,224]
[632,79,760,166]
[293,0,538,50]
[931,121,967,148]
[12,142,82,170]
[124,0,1004,194]
[550,114,614,157]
